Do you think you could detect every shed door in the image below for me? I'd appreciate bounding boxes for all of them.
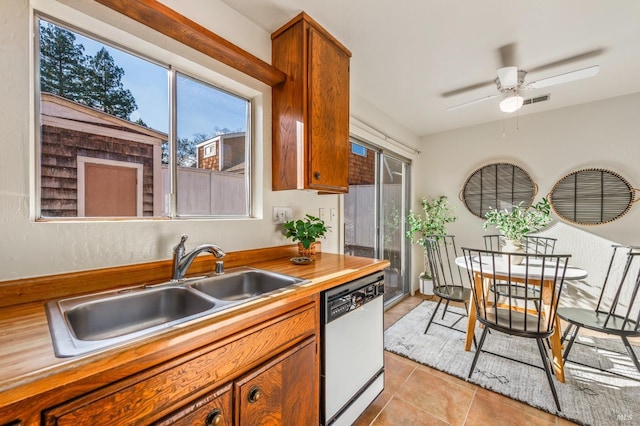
[84,163,137,217]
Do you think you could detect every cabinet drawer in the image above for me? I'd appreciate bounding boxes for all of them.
[153,384,232,426]
[44,303,316,425]
[235,337,317,425]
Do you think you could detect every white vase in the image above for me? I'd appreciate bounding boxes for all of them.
[419,276,434,295]
[502,239,525,265]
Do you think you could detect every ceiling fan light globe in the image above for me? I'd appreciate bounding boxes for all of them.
[499,95,524,113]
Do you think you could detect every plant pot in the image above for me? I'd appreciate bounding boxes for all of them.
[298,241,321,258]
[503,239,525,265]
[419,276,434,295]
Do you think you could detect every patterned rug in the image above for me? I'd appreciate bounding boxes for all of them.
[384,301,640,426]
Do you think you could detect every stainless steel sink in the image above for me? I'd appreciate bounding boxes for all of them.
[64,287,217,340]
[188,267,308,301]
[45,267,308,357]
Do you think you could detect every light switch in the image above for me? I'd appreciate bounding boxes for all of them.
[319,208,327,221]
[273,206,292,224]
[330,208,337,222]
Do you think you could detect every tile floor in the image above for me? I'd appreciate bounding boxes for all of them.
[354,295,578,426]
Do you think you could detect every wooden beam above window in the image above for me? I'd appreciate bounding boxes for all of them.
[94,0,287,87]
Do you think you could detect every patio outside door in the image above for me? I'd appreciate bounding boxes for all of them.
[344,141,410,305]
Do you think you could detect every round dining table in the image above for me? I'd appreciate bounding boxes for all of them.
[455,255,588,383]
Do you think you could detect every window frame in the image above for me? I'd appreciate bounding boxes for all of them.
[34,13,255,221]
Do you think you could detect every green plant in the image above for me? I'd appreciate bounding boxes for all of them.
[283,214,329,249]
[405,195,457,278]
[483,198,552,241]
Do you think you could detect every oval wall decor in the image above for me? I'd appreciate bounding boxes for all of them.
[549,168,638,225]
[461,163,537,218]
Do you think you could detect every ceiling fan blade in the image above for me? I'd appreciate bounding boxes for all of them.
[497,66,518,89]
[446,93,501,111]
[524,65,599,90]
[441,80,495,98]
[528,48,605,73]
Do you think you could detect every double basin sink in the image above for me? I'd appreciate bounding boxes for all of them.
[45,267,309,357]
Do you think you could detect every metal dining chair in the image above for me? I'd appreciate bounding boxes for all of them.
[461,247,571,411]
[482,234,503,251]
[423,236,473,336]
[524,235,557,257]
[487,235,558,304]
[559,245,640,374]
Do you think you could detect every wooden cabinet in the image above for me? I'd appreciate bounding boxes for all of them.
[155,338,315,426]
[272,12,351,193]
[235,338,316,425]
[43,303,317,425]
[154,384,233,426]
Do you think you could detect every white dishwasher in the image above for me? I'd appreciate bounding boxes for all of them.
[322,271,385,426]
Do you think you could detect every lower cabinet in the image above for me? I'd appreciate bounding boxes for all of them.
[235,338,316,425]
[154,384,233,426]
[154,338,316,426]
[43,303,317,425]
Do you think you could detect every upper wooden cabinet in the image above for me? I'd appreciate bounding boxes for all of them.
[272,13,352,193]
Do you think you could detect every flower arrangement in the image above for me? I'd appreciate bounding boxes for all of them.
[405,195,457,278]
[283,214,328,250]
[483,198,552,241]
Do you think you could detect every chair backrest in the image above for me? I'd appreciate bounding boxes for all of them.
[483,234,503,251]
[596,245,640,333]
[484,234,557,255]
[461,247,570,337]
[524,235,557,255]
[424,236,464,293]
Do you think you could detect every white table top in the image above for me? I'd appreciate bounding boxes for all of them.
[455,256,588,281]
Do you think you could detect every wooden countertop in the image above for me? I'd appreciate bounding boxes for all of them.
[0,251,389,413]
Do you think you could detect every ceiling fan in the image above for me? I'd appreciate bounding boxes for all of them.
[444,44,602,113]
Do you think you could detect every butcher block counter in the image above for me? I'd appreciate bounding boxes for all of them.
[0,246,389,425]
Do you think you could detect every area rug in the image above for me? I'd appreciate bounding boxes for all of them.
[384,301,640,426]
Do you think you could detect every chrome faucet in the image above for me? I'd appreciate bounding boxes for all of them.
[171,234,226,281]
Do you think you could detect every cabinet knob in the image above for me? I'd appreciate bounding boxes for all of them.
[314,171,321,180]
[247,385,262,403]
[205,408,223,426]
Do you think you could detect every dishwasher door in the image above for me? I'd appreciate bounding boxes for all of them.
[323,274,385,425]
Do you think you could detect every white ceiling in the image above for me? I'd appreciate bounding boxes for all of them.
[220,0,640,137]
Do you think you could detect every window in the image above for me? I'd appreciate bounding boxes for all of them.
[36,17,251,219]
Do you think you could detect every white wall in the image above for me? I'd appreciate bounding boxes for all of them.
[413,93,640,291]
[0,0,417,280]
[0,1,323,279]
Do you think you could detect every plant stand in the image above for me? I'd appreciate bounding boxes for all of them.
[419,276,434,295]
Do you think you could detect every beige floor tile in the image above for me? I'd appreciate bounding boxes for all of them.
[466,392,556,426]
[383,352,417,393]
[475,387,557,424]
[395,367,475,426]
[371,396,449,426]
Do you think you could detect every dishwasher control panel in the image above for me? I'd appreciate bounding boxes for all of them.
[324,272,385,323]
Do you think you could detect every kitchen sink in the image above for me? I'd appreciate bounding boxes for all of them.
[64,287,217,341]
[188,267,308,301]
[45,267,309,357]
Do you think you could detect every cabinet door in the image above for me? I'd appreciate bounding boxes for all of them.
[307,27,350,193]
[235,337,317,425]
[153,384,232,426]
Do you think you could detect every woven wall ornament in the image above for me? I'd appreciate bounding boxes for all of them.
[548,168,639,225]
[460,162,537,219]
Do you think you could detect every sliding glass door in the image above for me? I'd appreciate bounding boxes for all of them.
[344,140,411,305]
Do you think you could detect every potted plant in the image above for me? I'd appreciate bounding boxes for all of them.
[283,214,329,257]
[483,198,552,264]
[405,195,457,294]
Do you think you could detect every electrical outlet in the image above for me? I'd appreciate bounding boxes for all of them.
[273,206,292,224]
